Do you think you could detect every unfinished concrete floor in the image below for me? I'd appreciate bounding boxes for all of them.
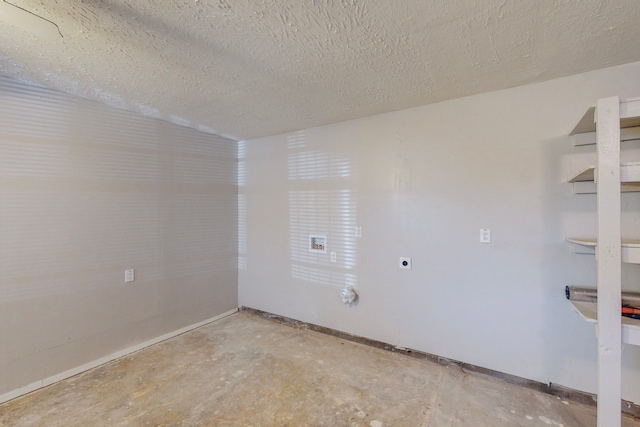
[1,312,639,427]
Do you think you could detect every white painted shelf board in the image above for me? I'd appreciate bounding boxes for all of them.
[566,237,640,247]
[572,181,640,194]
[569,162,640,193]
[570,99,640,135]
[573,132,596,146]
[571,107,596,135]
[566,238,640,263]
[568,300,640,346]
[569,162,640,183]
[570,300,598,324]
[573,127,640,146]
[569,166,596,183]
[620,98,640,122]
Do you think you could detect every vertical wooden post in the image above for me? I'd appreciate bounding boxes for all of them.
[596,96,622,427]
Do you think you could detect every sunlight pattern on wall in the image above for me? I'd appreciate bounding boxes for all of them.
[288,132,358,289]
[0,76,237,302]
[288,151,354,180]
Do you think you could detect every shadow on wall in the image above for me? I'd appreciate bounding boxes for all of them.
[286,131,359,290]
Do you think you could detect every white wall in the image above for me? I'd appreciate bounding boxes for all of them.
[239,62,640,402]
[0,77,238,397]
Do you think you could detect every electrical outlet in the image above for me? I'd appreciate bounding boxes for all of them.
[125,269,135,283]
[355,226,362,237]
[330,252,337,262]
[399,257,412,270]
[480,228,491,244]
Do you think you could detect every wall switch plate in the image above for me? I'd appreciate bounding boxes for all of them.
[125,269,135,283]
[399,257,412,270]
[330,252,337,262]
[355,226,362,237]
[480,228,491,244]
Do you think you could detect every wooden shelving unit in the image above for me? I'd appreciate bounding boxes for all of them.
[567,96,640,427]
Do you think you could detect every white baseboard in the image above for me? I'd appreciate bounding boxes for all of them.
[0,308,239,404]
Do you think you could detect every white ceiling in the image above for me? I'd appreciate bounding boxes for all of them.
[1,0,640,141]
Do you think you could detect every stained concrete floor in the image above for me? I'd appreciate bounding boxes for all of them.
[1,312,639,427]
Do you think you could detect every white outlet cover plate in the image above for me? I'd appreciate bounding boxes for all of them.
[125,269,135,283]
[480,228,491,244]
[399,257,412,270]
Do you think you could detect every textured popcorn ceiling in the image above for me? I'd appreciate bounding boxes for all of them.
[1,0,640,140]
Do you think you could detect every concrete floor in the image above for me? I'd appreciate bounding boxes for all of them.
[1,312,639,427]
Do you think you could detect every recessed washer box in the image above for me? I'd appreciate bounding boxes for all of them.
[309,235,327,253]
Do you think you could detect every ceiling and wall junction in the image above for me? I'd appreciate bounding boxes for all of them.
[1,0,640,140]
